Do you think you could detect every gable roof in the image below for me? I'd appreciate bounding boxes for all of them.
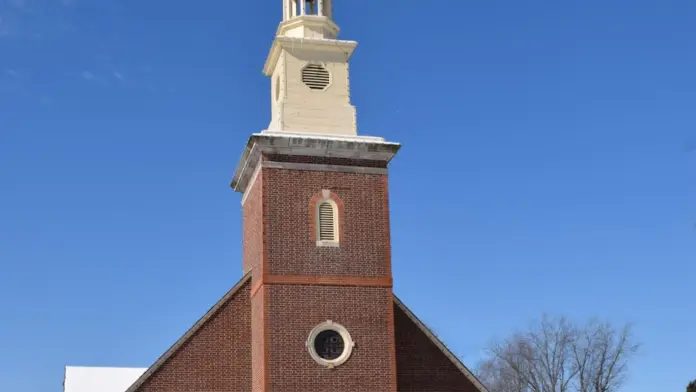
[106,272,485,392]
[124,272,251,392]
[393,295,489,392]
[64,366,147,392]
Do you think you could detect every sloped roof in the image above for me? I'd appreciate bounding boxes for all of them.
[65,272,487,392]
[393,295,489,392]
[124,272,252,392]
[63,366,147,392]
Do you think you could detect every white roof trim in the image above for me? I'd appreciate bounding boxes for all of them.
[230,132,400,193]
[263,35,358,76]
[259,130,389,143]
[393,295,489,392]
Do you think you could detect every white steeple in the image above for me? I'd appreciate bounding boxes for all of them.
[283,0,333,23]
[263,0,359,137]
[279,0,336,39]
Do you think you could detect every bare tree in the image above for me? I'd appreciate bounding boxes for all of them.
[477,343,531,392]
[476,315,639,392]
[571,321,639,392]
[687,379,696,392]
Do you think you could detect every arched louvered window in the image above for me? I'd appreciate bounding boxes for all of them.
[316,200,338,245]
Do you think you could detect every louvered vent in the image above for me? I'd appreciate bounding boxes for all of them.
[318,202,335,241]
[302,64,330,90]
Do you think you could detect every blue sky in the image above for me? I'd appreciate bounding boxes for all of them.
[0,0,694,391]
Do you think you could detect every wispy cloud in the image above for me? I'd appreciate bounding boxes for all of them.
[0,67,37,101]
[81,70,116,86]
[4,69,20,78]
[113,71,123,80]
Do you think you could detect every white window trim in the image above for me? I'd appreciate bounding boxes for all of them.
[306,320,355,368]
[315,198,339,247]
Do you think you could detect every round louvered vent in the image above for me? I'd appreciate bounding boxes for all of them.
[302,64,330,90]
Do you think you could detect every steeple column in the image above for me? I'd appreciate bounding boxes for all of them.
[284,0,333,20]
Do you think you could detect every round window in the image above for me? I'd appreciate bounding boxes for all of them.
[307,321,354,368]
[314,330,344,360]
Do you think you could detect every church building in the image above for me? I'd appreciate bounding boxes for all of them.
[63,1,488,391]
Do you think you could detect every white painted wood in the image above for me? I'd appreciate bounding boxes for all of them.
[64,367,146,392]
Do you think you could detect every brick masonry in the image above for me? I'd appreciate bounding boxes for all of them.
[135,280,252,392]
[264,154,388,168]
[394,302,482,392]
[266,284,396,392]
[131,153,484,392]
[242,171,263,281]
[130,280,482,392]
[261,162,391,278]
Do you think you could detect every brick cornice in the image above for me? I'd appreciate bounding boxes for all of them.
[266,274,392,287]
[251,274,393,297]
[231,132,400,194]
[263,160,388,175]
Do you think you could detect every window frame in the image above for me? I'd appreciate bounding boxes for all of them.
[306,320,355,368]
[315,199,339,247]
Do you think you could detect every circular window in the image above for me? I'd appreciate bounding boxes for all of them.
[314,330,344,360]
[301,64,331,90]
[307,320,354,368]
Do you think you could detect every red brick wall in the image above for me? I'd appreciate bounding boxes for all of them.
[243,156,398,392]
[266,284,396,392]
[251,287,267,392]
[130,151,481,392]
[242,171,264,279]
[394,302,481,392]
[261,166,391,278]
[135,280,252,392]
[264,154,388,168]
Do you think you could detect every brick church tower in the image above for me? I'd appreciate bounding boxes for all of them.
[90,2,491,392]
[234,0,402,390]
